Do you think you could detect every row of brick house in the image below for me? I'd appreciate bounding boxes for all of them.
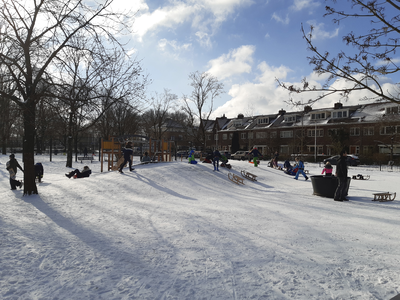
[202,101,400,163]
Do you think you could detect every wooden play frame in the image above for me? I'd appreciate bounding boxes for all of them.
[100,136,174,172]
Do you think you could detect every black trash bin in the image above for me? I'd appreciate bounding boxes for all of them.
[310,175,351,198]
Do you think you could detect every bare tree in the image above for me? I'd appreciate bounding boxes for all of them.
[142,89,178,140]
[278,0,400,106]
[0,0,146,194]
[97,99,141,138]
[182,71,224,146]
[54,36,147,167]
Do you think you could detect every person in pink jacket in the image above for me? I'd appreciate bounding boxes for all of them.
[321,162,333,176]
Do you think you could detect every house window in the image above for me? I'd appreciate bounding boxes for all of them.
[284,115,296,122]
[280,145,289,154]
[280,131,293,138]
[214,134,218,140]
[332,110,348,118]
[257,118,269,124]
[222,134,227,140]
[170,136,175,141]
[363,145,374,155]
[270,131,277,138]
[380,126,396,135]
[386,106,399,114]
[229,133,233,139]
[328,128,338,136]
[207,135,211,140]
[307,145,324,154]
[311,112,326,120]
[363,127,374,136]
[307,129,324,137]
[256,132,266,139]
[241,133,246,139]
[350,127,360,136]
[248,132,253,139]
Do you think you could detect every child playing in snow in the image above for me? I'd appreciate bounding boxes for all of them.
[321,162,333,176]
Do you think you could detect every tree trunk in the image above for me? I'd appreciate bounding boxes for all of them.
[66,112,73,168]
[23,101,38,195]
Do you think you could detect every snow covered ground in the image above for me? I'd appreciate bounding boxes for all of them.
[1,154,399,300]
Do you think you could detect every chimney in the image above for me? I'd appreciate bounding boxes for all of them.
[237,113,244,119]
[304,106,312,113]
[334,102,343,109]
[278,109,286,116]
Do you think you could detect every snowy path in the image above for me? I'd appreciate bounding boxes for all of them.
[1,156,399,299]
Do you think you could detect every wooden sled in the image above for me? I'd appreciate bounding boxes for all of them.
[228,173,244,185]
[372,192,396,202]
[352,174,370,180]
[241,170,257,182]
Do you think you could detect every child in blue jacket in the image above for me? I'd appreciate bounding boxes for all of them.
[294,157,309,180]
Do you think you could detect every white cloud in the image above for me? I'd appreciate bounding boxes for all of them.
[272,12,290,25]
[212,61,399,119]
[306,20,339,39]
[132,3,196,42]
[132,0,253,43]
[195,31,212,48]
[290,0,320,11]
[157,38,192,59]
[212,62,293,118]
[207,45,255,80]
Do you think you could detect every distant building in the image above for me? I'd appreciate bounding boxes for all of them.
[205,102,400,162]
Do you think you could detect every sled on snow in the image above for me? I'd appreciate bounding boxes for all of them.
[372,192,396,202]
[228,173,244,185]
[241,170,257,182]
[352,174,370,180]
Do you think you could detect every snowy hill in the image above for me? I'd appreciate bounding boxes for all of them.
[1,154,399,299]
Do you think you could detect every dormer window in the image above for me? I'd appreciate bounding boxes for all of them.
[386,106,399,114]
[257,117,269,124]
[332,110,348,118]
[233,120,242,127]
[311,112,325,120]
[284,115,297,122]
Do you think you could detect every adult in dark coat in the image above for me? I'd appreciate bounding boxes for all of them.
[213,150,221,171]
[334,150,349,201]
[6,154,24,190]
[119,142,134,173]
[66,166,92,179]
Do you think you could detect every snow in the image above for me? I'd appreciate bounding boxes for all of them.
[1,154,399,300]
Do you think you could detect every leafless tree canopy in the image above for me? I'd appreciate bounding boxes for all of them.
[278,0,400,106]
[182,71,224,145]
[0,0,147,194]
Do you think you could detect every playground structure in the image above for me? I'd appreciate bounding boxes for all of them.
[100,135,174,172]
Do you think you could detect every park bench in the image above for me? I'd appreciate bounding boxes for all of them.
[77,156,94,163]
[372,192,396,202]
[241,170,257,182]
[228,173,244,185]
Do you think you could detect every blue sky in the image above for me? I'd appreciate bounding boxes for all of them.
[110,0,399,118]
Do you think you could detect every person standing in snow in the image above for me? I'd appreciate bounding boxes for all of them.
[213,149,221,171]
[119,142,134,173]
[293,157,308,181]
[334,150,349,201]
[6,154,24,190]
[273,151,279,167]
[249,147,262,167]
